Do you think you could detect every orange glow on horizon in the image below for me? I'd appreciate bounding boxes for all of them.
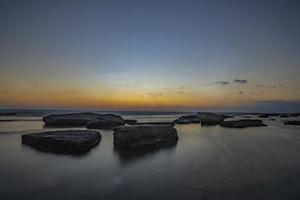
[0,87,253,110]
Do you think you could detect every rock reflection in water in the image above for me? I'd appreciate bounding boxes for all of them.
[113,141,177,163]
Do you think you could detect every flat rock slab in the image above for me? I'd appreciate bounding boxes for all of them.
[220,119,267,128]
[22,130,101,154]
[43,112,125,127]
[113,125,178,149]
[284,121,300,125]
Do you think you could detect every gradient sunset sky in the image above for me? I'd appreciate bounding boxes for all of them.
[0,0,299,112]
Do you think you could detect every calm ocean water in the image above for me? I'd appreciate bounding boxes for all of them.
[0,110,299,200]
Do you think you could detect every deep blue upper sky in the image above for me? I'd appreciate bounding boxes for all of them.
[0,0,299,112]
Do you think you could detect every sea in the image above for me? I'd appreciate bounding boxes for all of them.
[0,109,299,200]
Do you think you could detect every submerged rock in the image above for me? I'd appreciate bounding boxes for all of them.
[220,119,267,128]
[113,125,178,149]
[43,113,125,127]
[22,130,101,154]
[284,121,300,125]
[125,119,138,125]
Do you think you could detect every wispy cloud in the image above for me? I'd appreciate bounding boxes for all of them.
[213,81,230,86]
[52,90,85,94]
[256,84,285,89]
[148,92,162,97]
[162,86,186,91]
[211,79,248,86]
[161,86,186,95]
[233,79,248,84]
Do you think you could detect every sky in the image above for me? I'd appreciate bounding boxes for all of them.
[0,0,299,112]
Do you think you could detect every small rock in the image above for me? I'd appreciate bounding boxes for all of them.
[220,119,267,128]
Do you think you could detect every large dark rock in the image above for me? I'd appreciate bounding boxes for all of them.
[113,125,178,149]
[220,119,267,128]
[284,121,300,125]
[43,113,125,127]
[22,130,101,154]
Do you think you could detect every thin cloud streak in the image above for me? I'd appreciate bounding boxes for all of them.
[213,81,230,86]
[233,79,248,84]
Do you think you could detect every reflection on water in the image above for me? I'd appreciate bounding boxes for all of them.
[113,141,177,163]
[0,115,299,200]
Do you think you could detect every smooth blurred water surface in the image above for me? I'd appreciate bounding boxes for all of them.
[0,114,299,200]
